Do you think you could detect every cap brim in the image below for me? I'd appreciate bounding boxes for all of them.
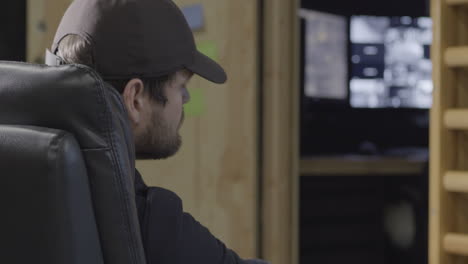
[186,51,227,84]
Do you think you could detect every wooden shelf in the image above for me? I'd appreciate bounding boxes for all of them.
[301,155,427,176]
[445,47,468,67]
[444,171,468,192]
[446,0,468,6]
[444,109,468,129]
[444,233,468,256]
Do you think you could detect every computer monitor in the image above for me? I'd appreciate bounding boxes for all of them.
[349,16,432,109]
[300,9,348,100]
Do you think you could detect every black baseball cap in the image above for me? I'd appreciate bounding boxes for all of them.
[50,0,227,83]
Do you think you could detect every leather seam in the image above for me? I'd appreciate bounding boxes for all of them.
[103,84,139,264]
[48,131,68,182]
[143,190,153,263]
[82,148,111,152]
[74,64,139,264]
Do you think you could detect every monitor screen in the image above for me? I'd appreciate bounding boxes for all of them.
[300,9,348,100]
[350,16,432,108]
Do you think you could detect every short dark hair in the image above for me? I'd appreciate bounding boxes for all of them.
[56,34,173,104]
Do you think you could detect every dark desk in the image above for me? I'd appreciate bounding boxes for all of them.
[300,154,427,176]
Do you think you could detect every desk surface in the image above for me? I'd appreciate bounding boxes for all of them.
[300,155,427,176]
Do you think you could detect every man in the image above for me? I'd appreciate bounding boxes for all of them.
[46,0,268,263]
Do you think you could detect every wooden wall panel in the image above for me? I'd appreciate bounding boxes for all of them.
[27,0,72,63]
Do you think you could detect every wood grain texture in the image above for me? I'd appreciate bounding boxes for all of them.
[301,157,426,176]
[446,0,468,5]
[26,0,72,63]
[444,233,468,256]
[27,0,46,63]
[430,0,458,263]
[262,0,299,263]
[452,9,468,263]
[444,109,468,129]
[445,46,468,67]
[444,171,468,192]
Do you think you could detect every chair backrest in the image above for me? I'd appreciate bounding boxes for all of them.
[0,61,146,264]
[0,125,103,264]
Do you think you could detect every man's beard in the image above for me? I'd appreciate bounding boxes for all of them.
[134,111,183,160]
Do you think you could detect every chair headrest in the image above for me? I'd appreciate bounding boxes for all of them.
[0,61,129,150]
[0,61,146,264]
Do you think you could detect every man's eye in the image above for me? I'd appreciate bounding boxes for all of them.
[182,86,190,101]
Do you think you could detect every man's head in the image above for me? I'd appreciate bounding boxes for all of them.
[121,69,193,160]
[56,34,193,159]
[50,0,227,159]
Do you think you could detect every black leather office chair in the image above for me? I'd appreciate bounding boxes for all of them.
[0,61,146,264]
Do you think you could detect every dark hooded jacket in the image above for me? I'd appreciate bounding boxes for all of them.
[134,170,267,264]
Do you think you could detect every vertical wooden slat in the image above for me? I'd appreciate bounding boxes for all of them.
[26,0,46,63]
[430,0,458,264]
[291,2,300,264]
[262,0,299,263]
[452,10,468,264]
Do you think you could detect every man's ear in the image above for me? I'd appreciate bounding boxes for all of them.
[122,78,146,125]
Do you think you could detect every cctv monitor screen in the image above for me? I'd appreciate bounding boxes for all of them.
[350,16,432,108]
[300,9,348,100]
